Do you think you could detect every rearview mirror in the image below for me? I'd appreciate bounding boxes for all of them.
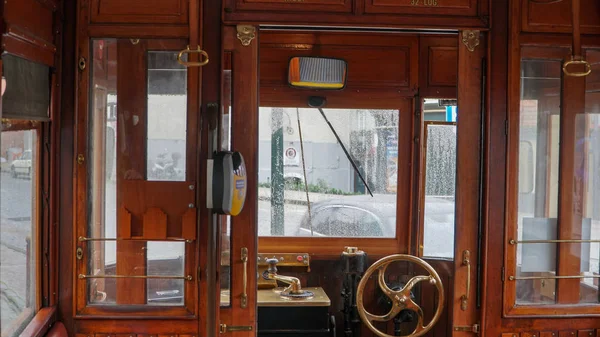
[288,57,347,90]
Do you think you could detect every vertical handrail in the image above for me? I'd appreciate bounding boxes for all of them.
[241,247,248,308]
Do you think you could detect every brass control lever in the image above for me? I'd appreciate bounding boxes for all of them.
[264,258,307,296]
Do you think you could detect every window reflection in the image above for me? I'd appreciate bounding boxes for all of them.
[87,40,189,306]
[516,59,562,304]
[147,51,187,181]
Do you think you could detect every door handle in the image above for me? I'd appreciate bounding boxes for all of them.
[460,250,470,311]
[241,247,248,308]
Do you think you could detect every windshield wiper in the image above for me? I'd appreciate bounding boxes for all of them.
[316,107,373,197]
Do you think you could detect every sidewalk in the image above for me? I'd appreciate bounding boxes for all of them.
[258,187,345,205]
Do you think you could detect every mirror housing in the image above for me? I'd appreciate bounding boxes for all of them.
[288,56,347,90]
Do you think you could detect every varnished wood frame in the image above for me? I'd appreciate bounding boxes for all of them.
[65,0,209,334]
[256,98,414,257]
[73,39,199,318]
[73,37,200,318]
[503,1,600,317]
[72,0,202,317]
[483,1,600,334]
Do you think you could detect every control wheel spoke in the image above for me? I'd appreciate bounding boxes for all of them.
[396,275,432,298]
[377,264,395,299]
[404,298,425,333]
[364,303,402,322]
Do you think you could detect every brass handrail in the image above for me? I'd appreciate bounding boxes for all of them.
[509,239,600,244]
[78,236,193,243]
[79,274,193,281]
[460,250,470,311]
[509,275,600,281]
[241,247,248,309]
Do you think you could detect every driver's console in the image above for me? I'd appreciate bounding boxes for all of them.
[255,250,444,337]
[257,253,333,337]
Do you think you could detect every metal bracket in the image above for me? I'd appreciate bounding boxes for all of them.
[454,324,480,334]
[236,25,256,47]
[220,324,252,333]
[461,30,480,52]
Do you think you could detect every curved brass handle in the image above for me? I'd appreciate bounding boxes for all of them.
[356,254,444,337]
[563,58,592,77]
[460,250,470,311]
[177,45,209,67]
[241,247,248,308]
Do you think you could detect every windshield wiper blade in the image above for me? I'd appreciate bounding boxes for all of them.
[317,107,373,197]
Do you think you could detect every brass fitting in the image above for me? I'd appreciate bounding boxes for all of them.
[265,258,303,294]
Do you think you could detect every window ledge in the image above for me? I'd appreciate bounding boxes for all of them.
[19,306,56,337]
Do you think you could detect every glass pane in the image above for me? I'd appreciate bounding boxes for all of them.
[147,51,187,181]
[258,108,398,238]
[87,40,187,306]
[88,39,118,305]
[1,129,37,336]
[516,59,562,304]
[147,242,185,305]
[422,123,456,259]
[578,53,600,303]
[220,68,232,307]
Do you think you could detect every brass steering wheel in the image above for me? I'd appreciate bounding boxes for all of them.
[356,254,444,337]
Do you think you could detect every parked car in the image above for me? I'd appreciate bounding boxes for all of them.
[11,150,32,178]
[295,194,455,256]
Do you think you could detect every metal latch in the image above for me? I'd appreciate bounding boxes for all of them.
[453,324,480,334]
[219,324,253,333]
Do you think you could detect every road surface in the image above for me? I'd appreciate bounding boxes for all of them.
[1,172,34,334]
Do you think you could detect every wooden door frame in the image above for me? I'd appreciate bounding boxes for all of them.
[219,24,259,337]
[452,30,486,336]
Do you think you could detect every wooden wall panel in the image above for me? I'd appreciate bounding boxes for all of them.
[419,36,457,98]
[2,0,58,66]
[224,0,488,28]
[522,0,600,34]
[234,0,352,13]
[365,0,478,16]
[4,0,55,43]
[89,0,188,24]
[259,31,418,106]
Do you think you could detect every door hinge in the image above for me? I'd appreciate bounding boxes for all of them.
[220,324,253,333]
[453,324,480,334]
[501,266,505,282]
[504,120,508,135]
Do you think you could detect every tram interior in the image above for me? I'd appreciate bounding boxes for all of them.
[0,1,599,337]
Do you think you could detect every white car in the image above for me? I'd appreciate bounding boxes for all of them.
[11,150,32,178]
